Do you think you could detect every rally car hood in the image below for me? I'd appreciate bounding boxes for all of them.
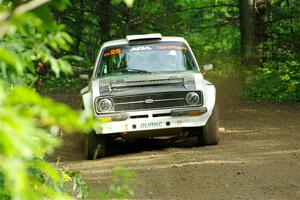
[92,71,203,97]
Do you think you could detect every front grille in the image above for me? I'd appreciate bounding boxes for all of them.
[111,91,201,112]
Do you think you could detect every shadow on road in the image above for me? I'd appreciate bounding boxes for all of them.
[49,134,200,162]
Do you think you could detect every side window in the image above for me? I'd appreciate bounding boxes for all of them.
[96,55,107,77]
[184,52,197,71]
[101,63,108,75]
[95,52,104,77]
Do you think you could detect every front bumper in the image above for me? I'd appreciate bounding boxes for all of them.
[94,106,210,134]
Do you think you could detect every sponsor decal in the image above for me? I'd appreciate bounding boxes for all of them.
[140,122,163,129]
[130,46,152,51]
[156,45,187,51]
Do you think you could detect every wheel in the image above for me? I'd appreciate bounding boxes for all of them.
[197,107,219,146]
[85,132,106,160]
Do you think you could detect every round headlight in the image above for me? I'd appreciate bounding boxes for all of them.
[185,92,200,105]
[97,98,112,112]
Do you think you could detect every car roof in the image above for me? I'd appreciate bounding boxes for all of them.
[101,35,187,49]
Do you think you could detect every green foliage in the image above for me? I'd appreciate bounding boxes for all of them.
[0,83,94,199]
[0,0,75,84]
[38,75,85,93]
[0,1,95,199]
[62,171,90,199]
[99,166,135,200]
[244,51,300,102]
[112,0,134,8]
[0,173,10,200]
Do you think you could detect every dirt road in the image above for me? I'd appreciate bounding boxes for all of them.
[51,76,300,199]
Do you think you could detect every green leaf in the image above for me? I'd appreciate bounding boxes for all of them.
[49,57,60,77]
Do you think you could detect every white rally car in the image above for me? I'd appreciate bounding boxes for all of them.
[80,33,219,159]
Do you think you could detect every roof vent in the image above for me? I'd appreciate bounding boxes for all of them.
[126,33,162,42]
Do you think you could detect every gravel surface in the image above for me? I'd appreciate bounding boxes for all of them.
[50,76,300,200]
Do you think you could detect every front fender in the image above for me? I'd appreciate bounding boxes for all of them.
[194,74,216,116]
[202,83,216,115]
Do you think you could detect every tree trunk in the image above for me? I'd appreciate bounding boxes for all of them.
[255,0,269,64]
[74,0,84,54]
[239,0,270,67]
[96,0,112,43]
[239,0,257,67]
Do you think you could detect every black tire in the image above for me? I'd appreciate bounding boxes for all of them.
[197,107,219,146]
[85,132,106,160]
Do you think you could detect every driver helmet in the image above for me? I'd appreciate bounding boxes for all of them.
[166,50,177,67]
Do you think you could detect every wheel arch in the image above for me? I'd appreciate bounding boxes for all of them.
[81,86,93,114]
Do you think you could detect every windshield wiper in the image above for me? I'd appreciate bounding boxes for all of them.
[127,68,151,73]
[111,68,151,74]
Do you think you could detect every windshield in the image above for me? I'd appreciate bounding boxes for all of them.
[95,42,198,78]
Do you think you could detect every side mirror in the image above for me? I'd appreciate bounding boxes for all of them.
[79,74,89,80]
[203,64,213,72]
